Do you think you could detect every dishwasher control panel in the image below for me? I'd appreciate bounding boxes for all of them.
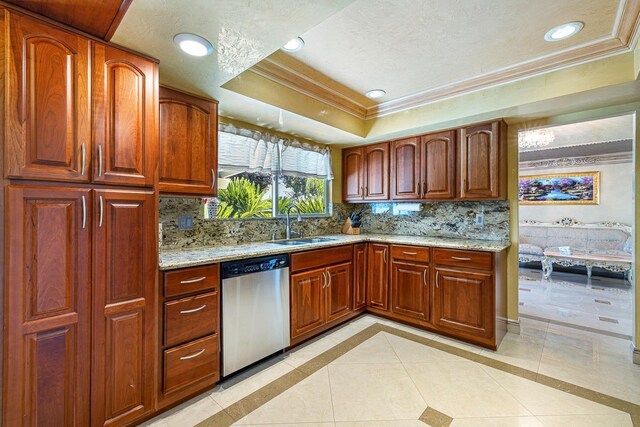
[221,254,289,279]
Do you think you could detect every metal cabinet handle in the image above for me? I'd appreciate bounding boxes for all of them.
[97,145,103,176]
[452,256,471,261]
[180,276,206,284]
[80,143,86,175]
[402,251,417,255]
[417,182,421,198]
[383,247,387,263]
[180,349,205,360]
[423,181,427,197]
[361,186,364,199]
[211,169,216,189]
[322,271,327,288]
[423,269,427,287]
[81,195,86,229]
[180,305,206,314]
[327,271,332,287]
[365,186,369,196]
[436,271,439,288]
[99,196,104,227]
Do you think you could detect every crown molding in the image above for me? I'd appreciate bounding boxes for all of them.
[519,152,633,170]
[246,0,640,122]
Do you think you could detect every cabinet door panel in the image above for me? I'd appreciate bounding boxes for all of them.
[159,87,218,195]
[421,131,455,199]
[326,262,352,322]
[367,244,389,311]
[342,147,364,201]
[434,268,493,338]
[364,142,389,200]
[290,269,325,338]
[353,244,367,310]
[391,261,429,321]
[93,43,158,186]
[390,137,420,200]
[92,189,156,426]
[6,14,91,182]
[459,122,502,199]
[5,186,91,427]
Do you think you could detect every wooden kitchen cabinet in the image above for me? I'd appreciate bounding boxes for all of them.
[92,189,157,427]
[92,43,158,187]
[342,142,389,201]
[390,245,430,322]
[458,121,505,200]
[353,243,368,310]
[159,86,218,195]
[4,186,92,427]
[390,137,420,200]
[290,246,355,343]
[5,12,92,183]
[367,243,389,311]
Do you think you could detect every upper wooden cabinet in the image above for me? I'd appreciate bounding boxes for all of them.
[5,13,92,183]
[92,43,158,187]
[390,131,455,200]
[342,142,389,202]
[343,120,505,202]
[159,86,218,195]
[4,11,159,187]
[458,121,505,200]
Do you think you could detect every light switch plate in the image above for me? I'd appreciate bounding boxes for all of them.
[475,212,485,227]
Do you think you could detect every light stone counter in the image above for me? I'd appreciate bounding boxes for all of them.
[159,234,510,270]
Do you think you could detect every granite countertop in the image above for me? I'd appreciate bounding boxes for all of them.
[159,234,511,270]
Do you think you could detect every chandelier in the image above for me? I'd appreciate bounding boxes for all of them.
[518,128,555,149]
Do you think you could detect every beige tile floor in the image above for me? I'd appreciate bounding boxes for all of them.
[142,315,640,427]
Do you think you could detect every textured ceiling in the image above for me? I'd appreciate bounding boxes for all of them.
[520,114,634,152]
[291,0,620,101]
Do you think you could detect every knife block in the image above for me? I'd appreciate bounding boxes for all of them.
[342,217,361,235]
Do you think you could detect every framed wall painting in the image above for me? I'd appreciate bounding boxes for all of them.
[518,171,600,205]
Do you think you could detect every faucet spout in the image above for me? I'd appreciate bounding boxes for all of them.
[285,205,302,239]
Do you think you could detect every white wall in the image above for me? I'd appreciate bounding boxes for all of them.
[519,161,633,225]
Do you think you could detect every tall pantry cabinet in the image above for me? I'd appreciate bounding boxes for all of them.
[2,8,159,427]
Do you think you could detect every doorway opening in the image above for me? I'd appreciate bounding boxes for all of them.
[517,114,635,339]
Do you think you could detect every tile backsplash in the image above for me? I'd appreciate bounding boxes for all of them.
[159,198,509,250]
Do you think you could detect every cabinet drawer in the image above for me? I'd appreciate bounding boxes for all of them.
[433,248,492,271]
[391,245,429,263]
[165,292,218,347]
[163,334,219,394]
[164,264,218,297]
[291,245,352,273]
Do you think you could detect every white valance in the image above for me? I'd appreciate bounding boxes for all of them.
[218,124,333,180]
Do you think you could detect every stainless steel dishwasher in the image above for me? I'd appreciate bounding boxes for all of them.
[221,254,290,376]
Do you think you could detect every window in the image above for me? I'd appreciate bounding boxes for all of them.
[216,125,332,219]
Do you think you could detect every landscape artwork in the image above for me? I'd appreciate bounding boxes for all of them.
[519,172,600,204]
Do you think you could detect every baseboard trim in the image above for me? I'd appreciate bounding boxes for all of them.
[507,319,521,335]
[633,345,640,365]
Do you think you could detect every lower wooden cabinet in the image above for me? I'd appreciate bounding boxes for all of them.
[353,244,368,310]
[391,261,429,321]
[290,246,354,342]
[367,243,389,311]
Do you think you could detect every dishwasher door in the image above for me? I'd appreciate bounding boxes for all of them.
[222,267,290,376]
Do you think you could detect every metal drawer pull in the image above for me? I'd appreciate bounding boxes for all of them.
[451,256,471,261]
[402,251,418,255]
[180,305,206,314]
[81,196,86,229]
[97,145,103,176]
[180,349,205,360]
[80,143,86,175]
[180,276,207,284]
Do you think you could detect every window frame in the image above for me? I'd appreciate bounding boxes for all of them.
[271,172,332,219]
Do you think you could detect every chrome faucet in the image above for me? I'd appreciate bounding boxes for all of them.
[285,205,303,239]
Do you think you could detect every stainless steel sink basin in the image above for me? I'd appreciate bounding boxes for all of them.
[268,237,337,246]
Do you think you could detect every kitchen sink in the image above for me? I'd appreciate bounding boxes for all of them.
[268,237,337,246]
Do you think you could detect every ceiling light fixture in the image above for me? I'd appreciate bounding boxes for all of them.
[544,22,584,42]
[282,37,305,52]
[174,33,214,56]
[518,128,555,149]
[365,89,386,99]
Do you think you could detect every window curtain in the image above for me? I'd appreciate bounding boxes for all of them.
[218,123,334,180]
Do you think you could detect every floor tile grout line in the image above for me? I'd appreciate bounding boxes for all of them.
[325,364,337,424]
[474,363,536,418]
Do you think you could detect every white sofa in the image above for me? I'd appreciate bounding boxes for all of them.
[519,218,632,281]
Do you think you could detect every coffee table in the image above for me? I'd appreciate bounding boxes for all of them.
[542,248,632,283]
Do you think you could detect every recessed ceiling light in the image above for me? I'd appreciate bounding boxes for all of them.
[365,89,386,99]
[282,37,305,52]
[544,22,584,42]
[174,33,214,56]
